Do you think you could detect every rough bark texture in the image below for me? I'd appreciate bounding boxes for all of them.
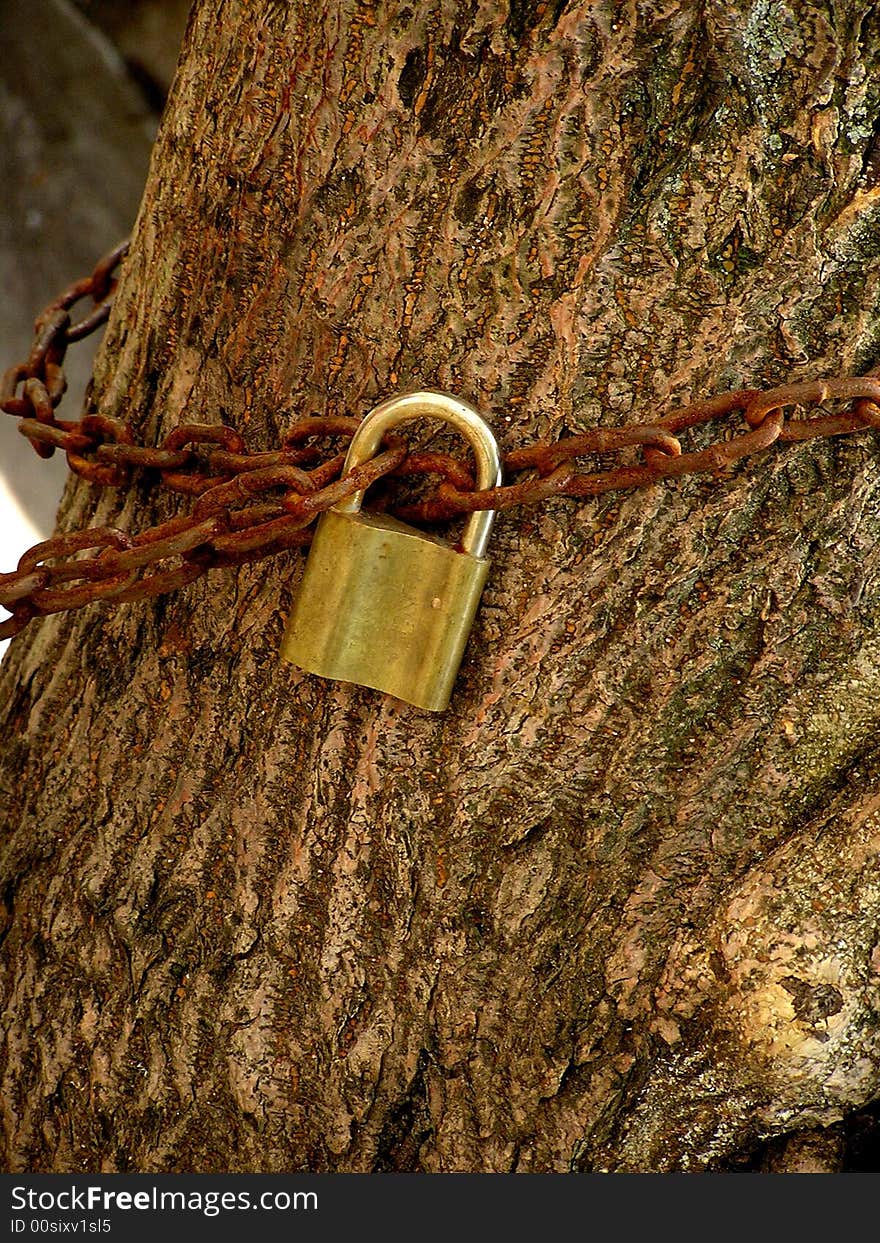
[2,0,880,1173]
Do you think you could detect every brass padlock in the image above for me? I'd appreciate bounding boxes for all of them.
[280,390,502,711]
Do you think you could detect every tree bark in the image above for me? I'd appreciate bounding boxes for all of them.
[3,0,880,1173]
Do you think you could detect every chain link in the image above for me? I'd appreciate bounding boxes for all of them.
[2,241,880,640]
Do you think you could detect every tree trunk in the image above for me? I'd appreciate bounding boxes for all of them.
[3,0,880,1173]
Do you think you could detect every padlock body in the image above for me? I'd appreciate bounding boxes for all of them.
[280,509,490,711]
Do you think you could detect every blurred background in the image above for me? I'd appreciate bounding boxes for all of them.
[0,0,189,656]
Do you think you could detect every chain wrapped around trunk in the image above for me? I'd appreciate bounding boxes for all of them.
[2,241,880,641]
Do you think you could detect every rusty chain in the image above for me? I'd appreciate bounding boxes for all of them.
[2,241,880,642]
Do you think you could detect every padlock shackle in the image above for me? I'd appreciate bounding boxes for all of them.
[334,390,503,558]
